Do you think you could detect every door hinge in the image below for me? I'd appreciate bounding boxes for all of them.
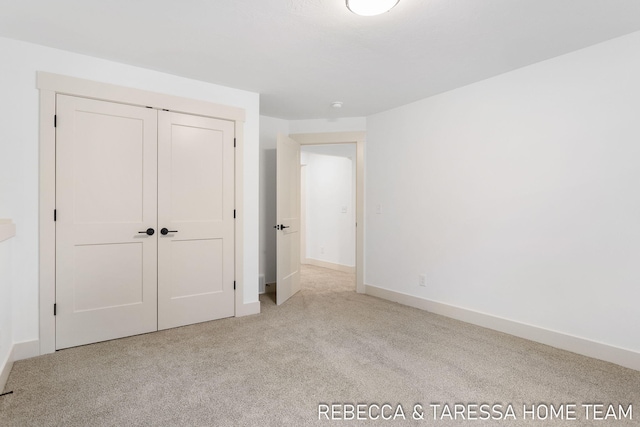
[233,209,236,219]
[54,209,57,221]
[233,281,236,290]
[53,303,57,316]
[54,115,57,127]
[234,138,236,147]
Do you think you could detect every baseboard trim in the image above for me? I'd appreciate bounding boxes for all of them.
[365,284,640,372]
[236,300,260,317]
[13,340,39,361]
[0,339,40,392]
[0,346,13,393]
[305,258,355,274]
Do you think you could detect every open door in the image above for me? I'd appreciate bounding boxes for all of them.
[276,133,301,305]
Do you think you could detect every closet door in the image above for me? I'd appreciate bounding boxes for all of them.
[157,111,235,330]
[55,95,158,350]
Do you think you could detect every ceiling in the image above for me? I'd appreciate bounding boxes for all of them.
[2,0,640,119]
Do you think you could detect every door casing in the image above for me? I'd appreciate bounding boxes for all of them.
[38,72,247,355]
[289,132,366,294]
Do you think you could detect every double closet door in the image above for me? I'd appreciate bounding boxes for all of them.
[55,95,235,350]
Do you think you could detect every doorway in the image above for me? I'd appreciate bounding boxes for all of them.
[300,144,356,276]
[288,132,365,294]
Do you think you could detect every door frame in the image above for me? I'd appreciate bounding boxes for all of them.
[37,72,246,355]
[300,163,307,264]
[289,132,366,294]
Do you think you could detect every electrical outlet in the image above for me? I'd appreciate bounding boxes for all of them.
[418,274,426,287]
[320,246,324,254]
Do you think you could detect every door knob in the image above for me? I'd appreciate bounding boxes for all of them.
[138,228,155,236]
[160,228,178,235]
[280,224,290,229]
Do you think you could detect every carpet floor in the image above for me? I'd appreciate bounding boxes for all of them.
[1,265,638,426]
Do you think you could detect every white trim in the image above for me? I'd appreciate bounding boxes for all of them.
[289,132,366,294]
[304,258,356,274]
[0,340,40,392]
[234,122,253,317]
[38,72,247,355]
[39,88,56,355]
[37,72,245,122]
[0,219,16,243]
[235,301,260,317]
[0,345,13,392]
[12,340,39,361]
[299,164,307,264]
[365,284,640,372]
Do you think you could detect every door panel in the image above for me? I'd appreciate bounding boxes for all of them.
[73,243,144,311]
[169,125,224,222]
[157,111,235,330]
[71,111,146,224]
[276,134,301,305]
[55,95,158,350]
[168,239,224,298]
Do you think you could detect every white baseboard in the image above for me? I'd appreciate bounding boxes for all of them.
[13,340,39,361]
[0,346,13,393]
[236,300,260,317]
[365,284,640,372]
[0,339,39,392]
[305,258,355,274]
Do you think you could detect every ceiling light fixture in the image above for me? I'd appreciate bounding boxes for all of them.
[331,101,343,109]
[346,0,399,16]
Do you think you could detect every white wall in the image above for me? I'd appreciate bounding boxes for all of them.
[302,147,356,268]
[289,117,366,134]
[259,116,289,285]
[301,144,358,159]
[0,36,260,353]
[366,31,640,354]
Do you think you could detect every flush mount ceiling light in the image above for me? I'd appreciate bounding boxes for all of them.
[331,101,343,109]
[346,0,399,16]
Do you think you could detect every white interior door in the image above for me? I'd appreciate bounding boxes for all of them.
[276,133,301,305]
[157,111,236,330]
[55,95,158,350]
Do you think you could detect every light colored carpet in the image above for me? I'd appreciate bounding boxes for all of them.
[1,265,638,426]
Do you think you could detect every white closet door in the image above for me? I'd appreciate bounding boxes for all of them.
[55,95,158,350]
[157,111,235,330]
